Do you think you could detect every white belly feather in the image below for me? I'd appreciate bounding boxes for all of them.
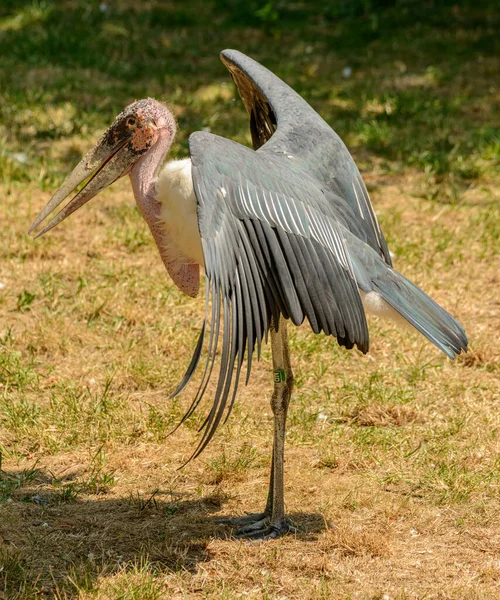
[157,158,204,266]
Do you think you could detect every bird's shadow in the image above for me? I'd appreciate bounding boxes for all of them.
[0,468,326,598]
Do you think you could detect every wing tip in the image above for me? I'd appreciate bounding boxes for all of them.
[220,48,244,65]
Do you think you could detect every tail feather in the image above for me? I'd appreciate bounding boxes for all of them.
[346,232,468,359]
[370,269,468,359]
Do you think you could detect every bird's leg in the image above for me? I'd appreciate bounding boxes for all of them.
[233,315,297,539]
[217,316,296,538]
[264,447,275,515]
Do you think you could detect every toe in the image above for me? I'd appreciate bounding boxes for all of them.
[234,517,297,540]
[235,517,269,535]
[216,512,268,527]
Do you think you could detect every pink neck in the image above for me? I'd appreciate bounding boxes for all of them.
[129,129,174,262]
[128,125,201,298]
[129,128,172,220]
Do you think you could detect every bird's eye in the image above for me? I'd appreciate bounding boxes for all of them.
[126,116,137,127]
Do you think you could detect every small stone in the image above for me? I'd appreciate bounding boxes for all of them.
[31,494,48,506]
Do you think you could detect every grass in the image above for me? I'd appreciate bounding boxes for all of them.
[0,0,499,598]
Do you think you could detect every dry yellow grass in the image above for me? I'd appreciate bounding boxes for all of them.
[1,162,499,598]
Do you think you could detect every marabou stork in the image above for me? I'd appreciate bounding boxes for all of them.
[30,50,467,539]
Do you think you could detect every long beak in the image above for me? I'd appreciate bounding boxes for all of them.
[29,137,130,238]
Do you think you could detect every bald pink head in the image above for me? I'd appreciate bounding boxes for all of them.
[104,98,177,162]
[29,98,176,238]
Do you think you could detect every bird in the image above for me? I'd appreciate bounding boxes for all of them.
[29,49,468,540]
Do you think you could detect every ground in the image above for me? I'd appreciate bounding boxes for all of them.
[0,2,499,599]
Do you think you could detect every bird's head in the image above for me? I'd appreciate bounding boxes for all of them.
[29,98,175,238]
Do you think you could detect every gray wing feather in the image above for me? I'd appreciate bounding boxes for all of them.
[220,49,392,265]
[180,131,368,460]
[174,51,466,460]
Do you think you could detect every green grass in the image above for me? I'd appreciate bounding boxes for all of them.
[0,462,40,501]
[0,1,498,200]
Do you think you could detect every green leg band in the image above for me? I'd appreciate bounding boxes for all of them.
[273,369,286,384]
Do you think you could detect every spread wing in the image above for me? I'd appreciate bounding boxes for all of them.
[220,49,392,266]
[173,132,368,460]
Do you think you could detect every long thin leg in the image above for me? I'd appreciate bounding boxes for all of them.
[268,315,294,531]
[233,315,296,539]
[264,446,274,514]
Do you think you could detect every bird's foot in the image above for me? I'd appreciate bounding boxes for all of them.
[216,512,268,527]
[216,512,269,535]
[218,513,297,540]
[237,516,297,540]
